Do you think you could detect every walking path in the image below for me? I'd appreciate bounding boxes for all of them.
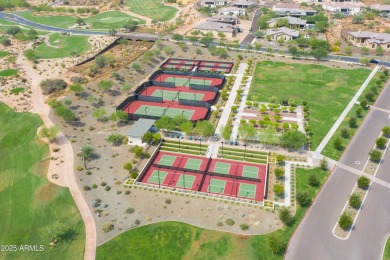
[231,74,253,140]
[315,65,380,153]
[17,52,96,260]
[215,63,247,137]
[121,9,153,25]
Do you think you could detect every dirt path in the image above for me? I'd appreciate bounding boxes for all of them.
[16,52,97,260]
[120,9,153,25]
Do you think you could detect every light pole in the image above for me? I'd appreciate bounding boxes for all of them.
[145,106,148,116]
[244,144,247,160]
[221,141,224,158]
[199,138,202,154]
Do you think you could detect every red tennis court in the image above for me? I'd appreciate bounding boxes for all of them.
[122,100,208,121]
[139,86,216,102]
[208,158,267,180]
[153,151,209,172]
[197,66,231,73]
[200,175,265,201]
[162,63,195,71]
[152,73,223,87]
[166,59,199,66]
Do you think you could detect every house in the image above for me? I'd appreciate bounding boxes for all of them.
[268,16,307,29]
[193,21,239,37]
[126,119,156,146]
[231,0,256,8]
[347,31,390,49]
[209,15,239,25]
[322,2,361,15]
[198,0,227,7]
[265,27,300,41]
[219,6,246,16]
[370,4,390,16]
[272,4,317,17]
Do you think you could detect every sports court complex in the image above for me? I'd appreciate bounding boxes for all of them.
[161,58,233,73]
[137,151,268,202]
[117,59,233,122]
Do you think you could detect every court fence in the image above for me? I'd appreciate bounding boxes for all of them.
[138,95,163,103]
[152,163,206,175]
[207,172,261,183]
[179,99,210,108]
[189,84,219,93]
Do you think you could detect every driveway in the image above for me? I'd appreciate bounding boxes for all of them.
[241,9,261,45]
[286,80,390,260]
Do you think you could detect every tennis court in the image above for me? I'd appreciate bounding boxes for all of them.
[147,170,169,184]
[242,166,259,179]
[238,183,257,199]
[212,162,231,175]
[134,105,195,119]
[176,174,196,189]
[153,74,223,87]
[151,89,204,101]
[208,179,227,193]
[157,154,176,166]
[184,158,202,171]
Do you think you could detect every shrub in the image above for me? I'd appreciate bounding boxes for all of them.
[309,174,320,187]
[130,171,138,179]
[276,154,285,165]
[357,176,370,190]
[126,208,135,214]
[83,185,91,191]
[92,184,97,189]
[341,128,349,139]
[123,162,133,171]
[376,137,387,149]
[105,186,111,191]
[102,222,114,233]
[217,222,223,227]
[273,184,284,197]
[76,165,83,171]
[338,212,353,230]
[86,171,92,175]
[296,191,311,207]
[267,234,284,254]
[226,219,235,226]
[382,126,390,137]
[279,207,292,225]
[369,149,382,162]
[101,182,107,186]
[349,117,357,128]
[134,219,141,226]
[165,199,171,204]
[40,79,67,95]
[274,167,285,179]
[240,224,250,230]
[349,193,361,209]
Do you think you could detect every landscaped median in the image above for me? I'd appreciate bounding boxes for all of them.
[334,126,390,239]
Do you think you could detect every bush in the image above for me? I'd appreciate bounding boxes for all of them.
[276,154,285,165]
[338,212,353,230]
[376,137,387,149]
[105,186,111,191]
[217,222,223,227]
[102,222,114,233]
[165,199,171,204]
[274,167,285,179]
[123,162,132,171]
[279,208,292,226]
[267,234,284,255]
[226,219,235,226]
[341,128,349,139]
[309,174,320,187]
[382,126,390,137]
[273,184,284,197]
[76,165,84,171]
[40,79,67,95]
[349,193,361,209]
[357,176,370,190]
[126,208,135,214]
[240,223,250,230]
[349,117,357,128]
[296,191,312,207]
[130,171,138,179]
[369,149,382,162]
[134,219,141,226]
[83,185,91,191]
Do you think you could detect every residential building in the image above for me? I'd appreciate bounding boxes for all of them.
[231,0,256,8]
[126,119,156,146]
[219,6,246,16]
[265,27,300,40]
[198,0,227,7]
[370,4,390,16]
[192,21,239,37]
[272,4,317,17]
[268,16,307,29]
[347,31,390,49]
[322,2,361,15]
[209,15,239,25]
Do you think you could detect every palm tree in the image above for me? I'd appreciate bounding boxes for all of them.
[78,145,93,169]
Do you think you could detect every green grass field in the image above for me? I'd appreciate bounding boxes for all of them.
[0,69,18,77]
[0,50,10,57]
[127,0,178,22]
[321,72,383,160]
[0,0,28,8]
[97,167,328,260]
[34,33,90,59]
[19,11,144,30]
[249,61,373,149]
[0,102,85,259]
[383,238,390,260]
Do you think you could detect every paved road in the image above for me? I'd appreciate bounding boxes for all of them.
[241,9,261,45]
[286,81,390,260]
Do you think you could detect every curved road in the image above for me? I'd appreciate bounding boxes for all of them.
[286,80,390,260]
